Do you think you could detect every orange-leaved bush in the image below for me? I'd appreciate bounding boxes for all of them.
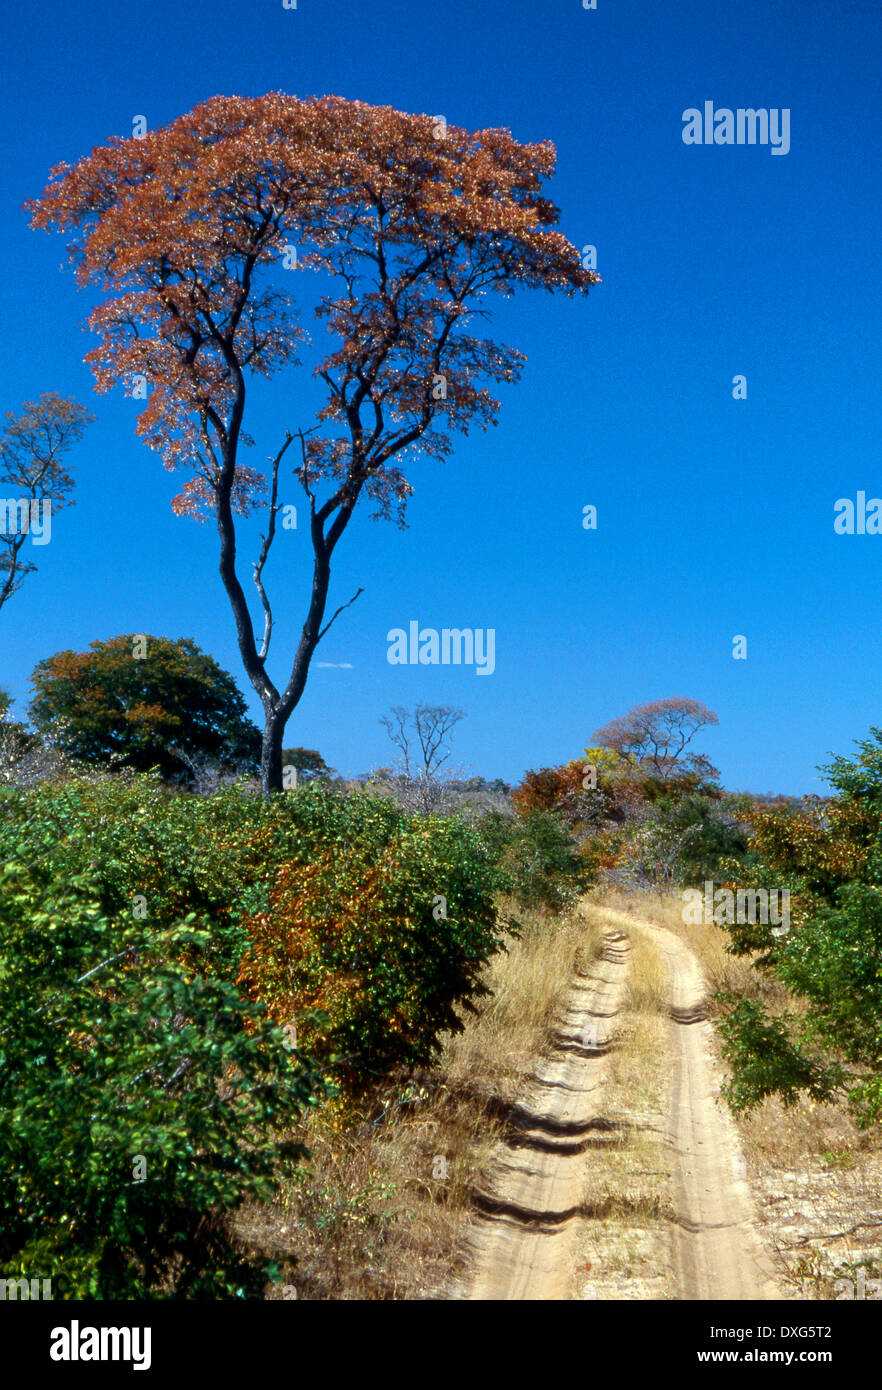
[236,813,507,1093]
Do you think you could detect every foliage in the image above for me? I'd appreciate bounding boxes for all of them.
[647,790,751,887]
[0,774,306,980]
[280,747,334,782]
[512,760,588,821]
[0,393,93,613]
[718,728,882,1126]
[511,727,743,892]
[29,634,261,784]
[591,697,719,782]
[0,777,508,1101]
[237,800,507,1091]
[28,94,598,792]
[479,806,588,912]
[610,816,703,893]
[0,855,323,1299]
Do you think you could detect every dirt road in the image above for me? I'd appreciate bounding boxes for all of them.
[451,929,630,1299]
[453,908,784,1300]
[601,908,783,1300]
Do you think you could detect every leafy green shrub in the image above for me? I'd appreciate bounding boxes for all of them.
[0,857,324,1298]
[719,729,882,1127]
[0,775,508,1097]
[479,807,587,912]
[0,773,297,978]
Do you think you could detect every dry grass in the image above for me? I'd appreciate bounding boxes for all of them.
[443,898,605,1104]
[591,883,785,1007]
[238,885,882,1301]
[236,896,604,1299]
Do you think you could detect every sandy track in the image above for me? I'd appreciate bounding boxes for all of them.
[450,929,630,1300]
[604,908,784,1300]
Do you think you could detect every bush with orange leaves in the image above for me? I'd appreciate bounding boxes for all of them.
[236,805,507,1095]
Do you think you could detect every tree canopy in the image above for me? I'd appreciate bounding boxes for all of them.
[0,392,93,614]
[28,93,598,792]
[28,634,261,782]
[591,697,719,783]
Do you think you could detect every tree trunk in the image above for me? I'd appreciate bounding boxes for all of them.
[261,707,286,796]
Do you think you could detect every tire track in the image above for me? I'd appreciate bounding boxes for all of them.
[450,929,631,1300]
[605,909,784,1301]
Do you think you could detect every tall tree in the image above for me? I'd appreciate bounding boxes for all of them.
[0,393,93,614]
[591,698,719,783]
[29,94,598,794]
[29,634,261,783]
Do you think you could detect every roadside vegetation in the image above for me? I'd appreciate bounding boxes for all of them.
[3,675,882,1298]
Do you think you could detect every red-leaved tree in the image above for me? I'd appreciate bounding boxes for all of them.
[591,698,719,783]
[28,94,598,793]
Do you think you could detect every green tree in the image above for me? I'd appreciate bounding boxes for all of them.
[718,728,882,1126]
[280,747,334,783]
[28,635,260,783]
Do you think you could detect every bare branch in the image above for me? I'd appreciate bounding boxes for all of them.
[316,585,364,645]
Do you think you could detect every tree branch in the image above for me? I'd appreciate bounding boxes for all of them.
[317,585,364,645]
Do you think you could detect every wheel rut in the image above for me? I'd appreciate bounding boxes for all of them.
[450,929,631,1300]
[604,909,785,1301]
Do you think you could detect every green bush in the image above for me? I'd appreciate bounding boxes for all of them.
[479,807,587,911]
[0,856,324,1298]
[0,774,509,1130]
[719,729,882,1127]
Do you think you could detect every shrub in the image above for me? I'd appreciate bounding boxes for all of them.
[0,857,324,1298]
[0,777,508,1100]
[479,807,588,912]
[237,802,508,1092]
[719,729,882,1126]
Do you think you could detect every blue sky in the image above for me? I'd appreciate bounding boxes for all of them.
[1,0,879,792]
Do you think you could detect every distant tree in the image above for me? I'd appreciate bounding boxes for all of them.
[29,94,597,794]
[379,704,465,815]
[0,393,93,614]
[591,698,719,783]
[28,635,260,783]
[280,747,334,783]
[513,748,644,832]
